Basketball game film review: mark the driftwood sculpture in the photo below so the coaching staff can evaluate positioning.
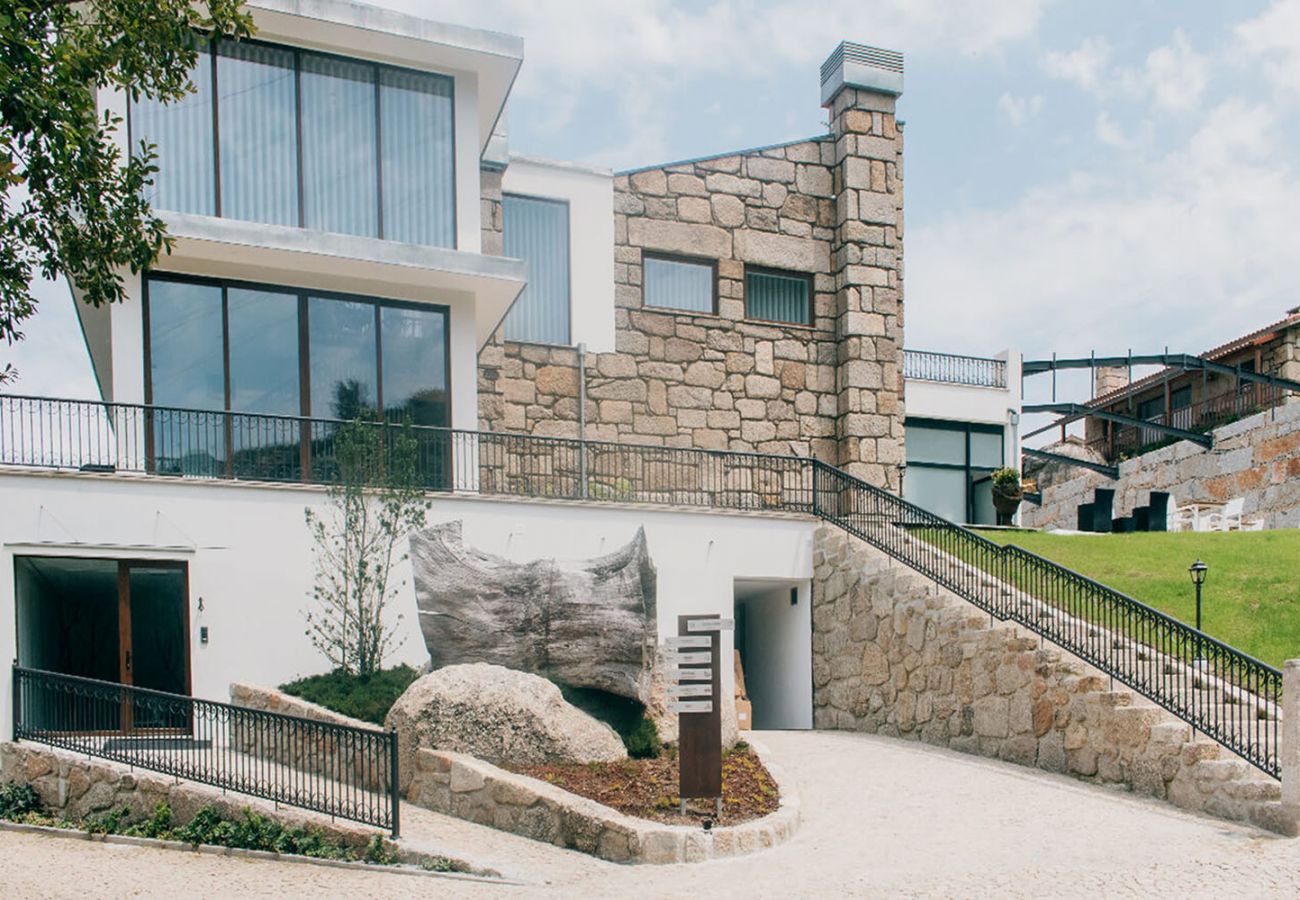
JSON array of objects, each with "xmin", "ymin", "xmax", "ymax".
[{"xmin": 410, "ymin": 521, "xmax": 657, "ymax": 702}]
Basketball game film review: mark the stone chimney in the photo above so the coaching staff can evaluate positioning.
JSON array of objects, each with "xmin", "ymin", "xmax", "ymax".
[
  {"xmin": 1093, "ymin": 365, "xmax": 1129, "ymax": 399},
  {"xmin": 822, "ymin": 42, "xmax": 905, "ymax": 490}
]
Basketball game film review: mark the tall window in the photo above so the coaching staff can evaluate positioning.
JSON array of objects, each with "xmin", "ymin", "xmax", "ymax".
[
  {"xmin": 502, "ymin": 194, "xmax": 570, "ymax": 344},
  {"xmin": 643, "ymin": 254, "xmax": 716, "ymax": 313},
  {"xmin": 131, "ymin": 40, "xmax": 455, "ymax": 247},
  {"xmin": 904, "ymin": 418, "xmax": 1005, "ymax": 525},
  {"xmin": 745, "ymin": 267, "xmax": 811, "ymax": 325}
]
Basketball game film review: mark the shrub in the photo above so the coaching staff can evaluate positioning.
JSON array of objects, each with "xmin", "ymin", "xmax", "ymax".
[
  {"xmin": 0, "ymin": 783, "xmax": 40, "ymax": 819},
  {"xmin": 280, "ymin": 664, "xmax": 420, "ymax": 726}
]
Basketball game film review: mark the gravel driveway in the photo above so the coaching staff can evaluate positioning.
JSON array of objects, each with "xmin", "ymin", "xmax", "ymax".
[{"xmin": 4, "ymin": 730, "xmax": 1299, "ymax": 898}]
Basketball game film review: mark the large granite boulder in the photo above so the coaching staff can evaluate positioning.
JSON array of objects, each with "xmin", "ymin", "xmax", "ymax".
[
  {"xmin": 410, "ymin": 521, "xmax": 657, "ymax": 702},
  {"xmin": 386, "ymin": 663, "xmax": 626, "ymax": 784}
]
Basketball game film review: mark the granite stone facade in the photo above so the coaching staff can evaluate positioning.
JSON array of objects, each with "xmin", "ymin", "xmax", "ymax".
[{"xmin": 477, "ymin": 82, "xmax": 905, "ymax": 489}]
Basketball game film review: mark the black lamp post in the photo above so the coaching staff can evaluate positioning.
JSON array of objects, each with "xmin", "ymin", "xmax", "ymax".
[{"xmin": 1188, "ymin": 559, "xmax": 1208, "ymax": 632}]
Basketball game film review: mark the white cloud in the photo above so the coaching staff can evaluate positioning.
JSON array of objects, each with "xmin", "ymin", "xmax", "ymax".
[
  {"xmin": 1041, "ymin": 36, "xmax": 1112, "ymax": 91},
  {"xmin": 1235, "ymin": 0, "xmax": 1300, "ymax": 96},
  {"xmin": 908, "ymin": 98, "xmax": 1300, "ymax": 362},
  {"xmin": 1141, "ymin": 29, "xmax": 1208, "ymax": 112},
  {"xmin": 1094, "ymin": 110, "xmax": 1127, "ymax": 147},
  {"xmin": 998, "ymin": 92, "xmax": 1043, "ymax": 126}
]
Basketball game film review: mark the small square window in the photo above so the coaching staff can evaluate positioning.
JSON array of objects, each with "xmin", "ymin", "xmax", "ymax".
[
  {"xmin": 745, "ymin": 267, "xmax": 812, "ymax": 325},
  {"xmin": 643, "ymin": 254, "xmax": 716, "ymax": 313}
]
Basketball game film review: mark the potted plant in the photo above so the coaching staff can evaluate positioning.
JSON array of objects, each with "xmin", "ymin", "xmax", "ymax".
[{"xmin": 990, "ymin": 467, "xmax": 1023, "ymax": 525}]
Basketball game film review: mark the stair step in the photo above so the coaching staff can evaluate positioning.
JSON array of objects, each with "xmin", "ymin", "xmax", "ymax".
[{"xmin": 1192, "ymin": 758, "xmax": 1248, "ymax": 781}]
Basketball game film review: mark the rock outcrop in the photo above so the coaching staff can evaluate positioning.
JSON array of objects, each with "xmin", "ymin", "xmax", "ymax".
[
  {"xmin": 386, "ymin": 663, "xmax": 626, "ymax": 784},
  {"xmin": 410, "ymin": 521, "xmax": 657, "ymax": 702}
]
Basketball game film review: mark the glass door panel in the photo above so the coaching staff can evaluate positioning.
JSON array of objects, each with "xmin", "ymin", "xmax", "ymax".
[{"xmin": 125, "ymin": 563, "xmax": 190, "ymax": 730}]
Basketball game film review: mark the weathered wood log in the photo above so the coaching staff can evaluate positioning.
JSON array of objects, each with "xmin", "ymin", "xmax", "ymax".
[{"xmin": 410, "ymin": 521, "xmax": 657, "ymax": 703}]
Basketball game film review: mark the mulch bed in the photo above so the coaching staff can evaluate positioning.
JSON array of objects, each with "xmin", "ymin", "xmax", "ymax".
[{"xmin": 506, "ymin": 743, "xmax": 779, "ymax": 826}]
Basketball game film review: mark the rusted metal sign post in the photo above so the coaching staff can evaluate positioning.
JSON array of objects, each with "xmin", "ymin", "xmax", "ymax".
[{"xmin": 665, "ymin": 613, "xmax": 733, "ymax": 816}]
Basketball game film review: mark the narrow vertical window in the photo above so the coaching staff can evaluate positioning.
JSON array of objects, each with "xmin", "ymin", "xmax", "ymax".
[
  {"xmin": 217, "ymin": 41, "xmax": 299, "ymax": 226},
  {"xmin": 300, "ymin": 54, "xmax": 378, "ymax": 237},
  {"xmin": 131, "ymin": 41, "xmax": 215, "ymax": 216},
  {"xmin": 380, "ymin": 68, "xmax": 455, "ymax": 247},
  {"xmin": 381, "ymin": 306, "xmax": 448, "ymax": 426},
  {"xmin": 502, "ymin": 194, "xmax": 570, "ymax": 344},
  {"xmin": 308, "ymin": 297, "xmax": 378, "ymax": 420}
]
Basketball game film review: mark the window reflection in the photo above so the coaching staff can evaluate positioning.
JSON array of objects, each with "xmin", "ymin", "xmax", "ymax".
[
  {"xmin": 147, "ymin": 280, "xmax": 225, "ymax": 475},
  {"xmin": 381, "ymin": 306, "xmax": 447, "ymax": 426},
  {"xmin": 229, "ymin": 288, "xmax": 301, "ymax": 478},
  {"xmin": 308, "ymin": 298, "xmax": 377, "ymax": 420}
]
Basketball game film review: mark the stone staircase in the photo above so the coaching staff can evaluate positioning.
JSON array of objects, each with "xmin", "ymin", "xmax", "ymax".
[{"xmin": 811, "ymin": 525, "xmax": 1291, "ymax": 833}]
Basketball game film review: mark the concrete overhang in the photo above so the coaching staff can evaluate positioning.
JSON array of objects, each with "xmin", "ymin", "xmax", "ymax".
[
  {"xmin": 249, "ymin": 0, "xmax": 523, "ymax": 154},
  {"xmin": 157, "ymin": 213, "xmax": 526, "ymax": 349}
]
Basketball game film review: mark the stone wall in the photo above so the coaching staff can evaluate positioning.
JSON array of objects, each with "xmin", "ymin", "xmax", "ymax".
[
  {"xmin": 478, "ymin": 84, "xmax": 905, "ymax": 489},
  {"xmin": 0, "ymin": 742, "xmax": 381, "ymax": 848},
  {"xmin": 810, "ymin": 525, "xmax": 1294, "ymax": 833},
  {"xmin": 1027, "ymin": 399, "xmax": 1300, "ymax": 530},
  {"xmin": 406, "ymin": 744, "xmax": 799, "ymax": 864}
]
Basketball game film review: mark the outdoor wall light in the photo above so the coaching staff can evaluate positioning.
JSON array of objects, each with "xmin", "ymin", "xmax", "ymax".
[{"xmin": 1188, "ymin": 559, "xmax": 1208, "ymax": 632}]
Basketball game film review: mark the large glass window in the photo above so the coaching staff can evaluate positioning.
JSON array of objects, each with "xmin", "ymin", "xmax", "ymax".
[
  {"xmin": 381, "ymin": 306, "xmax": 448, "ymax": 426},
  {"xmin": 130, "ymin": 40, "xmax": 455, "ymax": 246},
  {"xmin": 502, "ymin": 194, "xmax": 570, "ymax": 344},
  {"xmin": 904, "ymin": 418, "xmax": 1005, "ymax": 525},
  {"xmin": 746, "ymin": 267, "xmax": 811, "ymax": 325},
  {"xmin": 308, "ymin": 298, "xmax": 377, "ymax": 420},
  {"xmin": 644, "ymin": 254, "xmax": 715, "ymax": 313}
]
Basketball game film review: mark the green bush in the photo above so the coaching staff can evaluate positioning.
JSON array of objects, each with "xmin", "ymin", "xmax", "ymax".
[
  {"xmin": 0, "ymin": 783, "xmax": 40, "ymax": 819},
  {"xmin": 556, "ymin": 684, "xmax": 662, "ymax": 759},
  {"xmin": 280, "ymin": 664, "xmax": 420, "ymax": 725}
]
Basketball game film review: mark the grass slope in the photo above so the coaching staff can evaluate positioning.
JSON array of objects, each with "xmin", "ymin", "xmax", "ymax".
[{"xmin": 977, "ymin": 530, "xmax": 1300, "ymax": 667}]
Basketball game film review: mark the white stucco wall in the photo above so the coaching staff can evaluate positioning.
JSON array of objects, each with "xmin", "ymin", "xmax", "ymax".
[
  {"xmin": 0, "ymin": 470, "xmax": 816, "ymax": 737},
  {"xmin": 501, "ymin": 156, "xmax": 617, "ymax": 352}
]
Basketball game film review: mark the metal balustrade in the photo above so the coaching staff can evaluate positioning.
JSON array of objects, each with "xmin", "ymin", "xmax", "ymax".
[
  {"xmin": 0, "ymin": 392, "xmax": 1282, "ymax": 779},
  {"xmin": 903, "ymin": 350, "xmax": 1007, "ymax": 388},
  {"xmin": 12, "ymin": 666, "xmax": 400, "ymax": 834}
]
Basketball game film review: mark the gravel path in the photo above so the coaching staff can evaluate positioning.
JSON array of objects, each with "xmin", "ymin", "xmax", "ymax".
[{"xmin": 4, "ymin": 730, "xmax": 1300, "ymax": 898}]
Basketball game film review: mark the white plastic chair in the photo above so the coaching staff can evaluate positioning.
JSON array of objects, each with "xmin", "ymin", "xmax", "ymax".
[{"xmin": 1203, "ymin": 497, "xmax": 1263, "ymax": 531}]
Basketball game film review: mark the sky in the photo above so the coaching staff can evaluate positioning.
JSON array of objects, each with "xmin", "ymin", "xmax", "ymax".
[{"xmin": 8, "ymin": 0, "xmax": 1300, "ymax": 418}]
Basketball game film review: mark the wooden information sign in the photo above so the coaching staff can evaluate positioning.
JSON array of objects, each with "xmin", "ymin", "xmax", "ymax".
[{"xmin": 675, "ymin": 613, "xmax": 728, "ymax": 809}]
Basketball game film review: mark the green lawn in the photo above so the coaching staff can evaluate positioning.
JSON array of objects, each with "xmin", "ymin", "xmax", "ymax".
[{"xmin": 974, "ymin": 529, "xmax": 1300, "ymax": 668}]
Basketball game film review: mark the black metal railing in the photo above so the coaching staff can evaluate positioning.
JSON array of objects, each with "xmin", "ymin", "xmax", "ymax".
[
  {"xmin": 903, "ymin": 350, "xmax": 1007, "ymax": 388},
  {"xmin": 1088, "ymin": 385, "xmax": 1287, "ymax": 461},
  {"xmin": 810, "ymin": 461, "xmax": 1282, "ymax": 778},
  {"xmin": 1, "ymin": 393, "xmax": 1283, "ymax": 778},
  {"xmin": 0, "ymin": 394, "xmax": 814, "ymax": 513},
  {"xmin": 12, "ymin": 666, "xmax": 399, "ymax": 834}
]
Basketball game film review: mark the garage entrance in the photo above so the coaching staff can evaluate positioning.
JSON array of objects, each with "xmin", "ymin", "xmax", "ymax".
[{"xmin": 733, "ymin": 579, "xmax": 812, "ymax": 730}]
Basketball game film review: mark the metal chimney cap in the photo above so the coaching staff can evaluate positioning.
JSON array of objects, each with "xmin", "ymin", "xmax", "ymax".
[{"xmin": 821, "ymin": 41, "xmax": 904, "ymax": 105}]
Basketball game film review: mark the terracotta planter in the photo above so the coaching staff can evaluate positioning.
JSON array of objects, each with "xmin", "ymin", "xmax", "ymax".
[{"xmin": 992, "ymin": 486, "xmax": 1022, "ymax": 523}]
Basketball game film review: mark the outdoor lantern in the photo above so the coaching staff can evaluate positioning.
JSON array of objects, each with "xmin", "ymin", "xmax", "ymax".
[{"xmin": 1188, "ymin": 559, "xmax": 1208, "ymax": 632}]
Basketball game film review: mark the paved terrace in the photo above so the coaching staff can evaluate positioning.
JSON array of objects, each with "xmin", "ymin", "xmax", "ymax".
[{"xmin": 4, "ymin": 730, "xmax": 1298, "ymax": 898}]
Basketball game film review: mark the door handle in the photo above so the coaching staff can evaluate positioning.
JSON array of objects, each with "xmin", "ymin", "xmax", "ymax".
[{"xmin": 125, "ymin": 650, "xmax": 132, "ymax": 673}]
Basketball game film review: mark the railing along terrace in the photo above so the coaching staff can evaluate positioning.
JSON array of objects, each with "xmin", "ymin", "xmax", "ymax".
[
  {"xmin": 12, "ymin": 666, "xmax": 400, "ymax": 834},
  {"xmin": 1089, "ymin": 384, "xmax": 1287, "ymax": 461},
  {"xmin": 810, "ymin": 461, "xmax": 1282, "ymax": 778},
  {"xmin": 0, "ymin": 394, "xmax": 815, "ymax": 513},
  {"xmin": 903, "ymin": 350, "xmax": 1007, "ymax": 388}
]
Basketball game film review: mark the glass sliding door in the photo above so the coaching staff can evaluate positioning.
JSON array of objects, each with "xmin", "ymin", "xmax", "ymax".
[
  {"xmin": 217, "ymin": 41, "xmax": 299, "ymax": 226},
  {"xmin": 146, "ymin": 279, "xmax": 226, "ymax": 476},
  {"xmin": 380, "ymin": 68, "xmax": 455, "ymax": 247},
  {"xmin": 301, "ymin": 55, "xmax": 378, "ymax": 237},
  {"xmin": 227, "ymin": 287, "xmax": 302, "ymax": 479},
  {"xmin": 904, "ymin": 418, "xmax": 1005, "ymax": 525},
  {"xmin": 381, "ymin": 305, "xmax": 450, "ymax": 487}
]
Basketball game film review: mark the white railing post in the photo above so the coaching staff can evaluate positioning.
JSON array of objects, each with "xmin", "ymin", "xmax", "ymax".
[{"xmin": 1283, "ymin": 660, "xmax": 1300, "ymax": 836}]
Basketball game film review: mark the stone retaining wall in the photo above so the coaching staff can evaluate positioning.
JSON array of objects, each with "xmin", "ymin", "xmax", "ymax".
[
  {"xmin": 1025, "ymin": 400, "xmax": 1300, "ymax": 530},
  {"xmin": 405, "ymin": 743, "xmax": 799, "ymax": 864},
  {"xmin": 0, "ymin": 742, "xmax": 380, "ymax": 849},
  {"xmin": 229, "ymin": 683, "xmax": 389, "ymax": 791},
  {"xmin": 811, "ymin": 525, "xmax": 1295, "ymax": 833}
]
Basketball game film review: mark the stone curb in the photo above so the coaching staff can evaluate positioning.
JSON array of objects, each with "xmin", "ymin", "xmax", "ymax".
[
  {"xmin": 406, "ymin": 734, "xmax": 801, "ymax": 865},
  {"xmin": 0, "ymin": 820, "xmax": 518, "ymax": 885}
]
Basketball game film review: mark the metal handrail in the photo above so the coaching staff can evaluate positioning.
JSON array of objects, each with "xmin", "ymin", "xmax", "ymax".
[
  {"xmin": 12, "ymin": 665, "xmax": 400, "ymax": 835},
  {"xmin": 810, "ymin": 461, "xmax": 1282, "ymax": 778},
  {"xmin": 903, "ymin": 350, "xmax": 1007, "ymax": 388}
]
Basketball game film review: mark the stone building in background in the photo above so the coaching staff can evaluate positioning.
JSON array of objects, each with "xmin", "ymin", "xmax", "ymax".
[{"xmin": 478, "ymin": 43, "xmax": 907, "ymax": 489}]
